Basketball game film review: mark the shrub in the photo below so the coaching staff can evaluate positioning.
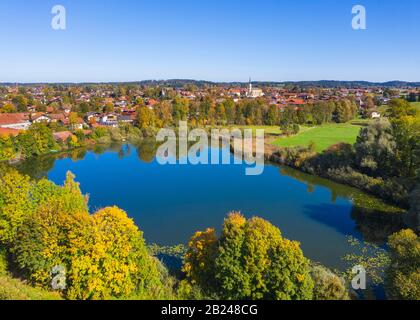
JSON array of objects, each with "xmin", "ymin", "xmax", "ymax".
[{"xmin": 310, "ymin": 263, "xmax": 350, "ymax": 300}]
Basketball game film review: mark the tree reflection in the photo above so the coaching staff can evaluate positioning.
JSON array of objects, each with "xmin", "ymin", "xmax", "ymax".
[
  {"xmin": 279, "ymin": 164, "xmax": 407, "ymax": 245},
  {"xmin": 351, "ymin": 206, "xmax": 405, "ymax": 245},
  {"xmin": 135, "ymin": 140, "xmax": 159, "ymax": 163}
]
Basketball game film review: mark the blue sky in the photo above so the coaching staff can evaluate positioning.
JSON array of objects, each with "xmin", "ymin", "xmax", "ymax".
[{"xmin": 0, "ymin": 0, "xmax": 419, "ymax": 83}]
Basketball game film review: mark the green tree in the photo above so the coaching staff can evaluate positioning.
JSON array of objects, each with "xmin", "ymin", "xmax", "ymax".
[
  {"xmin": 280, "ymin": 106, "xmax": 298, "ymax": 136},
  {"xmin": 0, "ymin": 135, "xmax": 15, "ymax": 161},
  {"xmin": 386, "ymin": 229, "xmax": 420, "ymax": 300},
  {"xmin": 0, "ymin": 170, "xmax": 33, "ymax": 245},
  {"xmin": 216, "ymin": 103, "xmax": 227, "ymax": 125},
  {"xmin": 386, "ymin": 99, "xmax": 417, "ymax": 119},
  {"xmin": 334, "ymin": 99, "xmax": 356, "ymax": 123},
  {"xmin": 172, "ymin": 97, "xmax": 190, "ymax": 122},
  {"xmin": 183, "ymin": 213, "xmax": 314, "ymax": 300},
  {"xmin": 390, "ymin": 116, "xmax": 420, "ymax": 178},
  {"xmin": 17, "ymin": 123, "xmax": 58, "ymax": 158},
  {"xmin": 266, "ymin": 105, "xmax": 280, "ymax": 126},
  {"xmin": 407, "ymin": 185, "xmax": 420, "ymax": 232},
  {"xmin": 12, "ymin": 95, "xmax": 28, "ymax": 112},
  {"xmin": 0, "ymin": 103, "xmax": 16, "ymax": 113},
  {"xmin": 223, "ymin": 99, "xmax": 236, "ymax": 125},
  {"xmin": 136, "ymin": 106, "xmax": 156, "ymax": 130},
  {"xmin": 354, "ymin": 118, "xmax": 396, "ymax": 177},
  {"xmin": 155, "ymin": 100, "xmax": 173, "ymax": 127}
]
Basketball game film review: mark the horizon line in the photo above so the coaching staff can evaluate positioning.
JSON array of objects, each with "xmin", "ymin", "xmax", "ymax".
[{"xmin": 1, "ymin": 79, "xmax": 420, "ymax": 85}]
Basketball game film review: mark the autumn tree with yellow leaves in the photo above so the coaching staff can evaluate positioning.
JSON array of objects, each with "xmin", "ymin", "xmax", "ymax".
[{"xmin": 1, "ymin": 169, "xmax": 163, "ymax": 300}]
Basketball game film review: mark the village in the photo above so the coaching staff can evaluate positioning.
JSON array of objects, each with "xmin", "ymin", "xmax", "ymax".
[{"xmin": 1, "ymin": 81, "xmax": 418, "ymax": 144}]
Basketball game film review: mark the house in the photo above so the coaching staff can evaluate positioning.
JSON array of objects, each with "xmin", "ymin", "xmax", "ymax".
[
  {"xmin": 99, "ymin": 113, "xmax": 119, "ymax": 127},
  {"xmin": 286, "ymin": 98, "xmax": 305, "ymax": 106},
  {"xmin": 229, "ymin": 88, "xmax": 242, "ymax": 97},
  {"xmin": 298, "ymin": 93, "xmax": 315, "ymax": 100},
  {"xmin": 49, "ymin": 113, "xmax": 67, "ymax": 124},
  {"xmin": 53, "ymin": 131, "xmax": 74, "ymax": 143},
  {"xmin": 0, "ymin": 113, "xmax": 31, "ymax": 130},
  {"xmin": 85, "ymin": 112, "xmax": 101, "ymax": 124},
  {"xmin": 370, "ymin": 111, "xmax": 381, "ymax": 119},
  {"xmin": 146, "ymin": 99, "xmax": 158, "ymax": 107},
  {"xmin": 31, "ymin": 113, "xmax": 51, "ymax": 123},
  {"xmin": 283, "ymin": 93, "xmax": 298, "ymax": 99}
]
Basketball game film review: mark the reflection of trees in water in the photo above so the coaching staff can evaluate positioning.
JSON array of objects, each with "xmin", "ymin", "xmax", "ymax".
[
  {"xmin": 278, "ymin": 165, "xmax": 407, "ymax": 245},
  {"xmin": 69, "ymin": 149, "xmax": 87, "ymax": 161},
  {"xmin": 351, "ymin": 207, "xmax": 405, "ymax": 245},
  {"xmin": 135, "ymin": 140, "xmax": 159, "ymax": 163},
  {"xmin": 118, "ymin": 145, "xmax": 132, "ymax": 159},
  {"xmin": 279, "ymin": 166, "xmax": 355, "ymax": 201},
  {"xmin": 14, "ymin": 155, "xmax": 56, "ymax": 179},
  {"xmin": 92, "ymin": 144, "xmax": 108, "ymax": 155},
  {"xmin": 14, "ymin": 148, "xmax": 89, "ymax": 179},
  {"xmin": 134, "ymin": 139, "xmax": 201, "ymax": 163}
]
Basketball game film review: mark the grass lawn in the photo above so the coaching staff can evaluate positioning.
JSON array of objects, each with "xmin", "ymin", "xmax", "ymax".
[
  {"xmin": 410, "ymin": 102, "xmax": 420, "ymax": 110},
  {"xmin": 272, "ymin": 123, "xmax": 363, "ymax": 152}
]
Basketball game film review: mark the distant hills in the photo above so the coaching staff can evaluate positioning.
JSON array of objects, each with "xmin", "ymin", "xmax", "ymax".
[
  {"xmin": 132, "ymin": 79, "xmax": 420, "ymax": 88},
  {"xmin": 2, "ymin": 79, "xmax": 420, "ymax": 88}
]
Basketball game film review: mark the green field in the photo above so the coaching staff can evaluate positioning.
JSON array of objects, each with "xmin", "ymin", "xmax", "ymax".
[
  {"xmin": 411, "ymin": 102, "xmax": 420, "ymax": 110},
  {"xmin": 272, "ymin": 123, "xmax": 363, "ymax": 152}
]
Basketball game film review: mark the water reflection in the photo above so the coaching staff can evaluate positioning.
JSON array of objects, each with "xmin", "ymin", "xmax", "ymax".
[{"xmin": 279, "ymin": 166, "xmax": 406, "ymax": 245}]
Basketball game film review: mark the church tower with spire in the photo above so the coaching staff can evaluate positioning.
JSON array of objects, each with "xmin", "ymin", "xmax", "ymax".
[{"xmin": 247, "ymin": 77, "xmax": 264, "ymax": 98}]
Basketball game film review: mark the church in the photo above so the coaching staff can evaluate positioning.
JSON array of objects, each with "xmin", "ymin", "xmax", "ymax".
[{"xmin": 246, "ymin": 78, "xmax": 264, "ymax": 98}]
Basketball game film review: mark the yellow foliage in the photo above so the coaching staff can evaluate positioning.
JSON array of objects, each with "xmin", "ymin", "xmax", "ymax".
[{"xmin": 183, "ymin": 228, "xmax": 218, "ymax": 286}]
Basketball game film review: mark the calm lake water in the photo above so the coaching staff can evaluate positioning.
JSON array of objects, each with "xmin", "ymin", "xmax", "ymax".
[{"xmin": 16, "ymin": 142, "xmax": 405, "ymax": 271}]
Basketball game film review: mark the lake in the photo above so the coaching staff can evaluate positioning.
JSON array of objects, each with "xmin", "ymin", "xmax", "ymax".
[{"xmin": 16, "ymin": 142, "xmax": 405, "ymax": 271}]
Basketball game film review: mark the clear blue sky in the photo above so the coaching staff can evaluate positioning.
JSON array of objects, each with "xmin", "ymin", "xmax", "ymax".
[{"xmin": 0, "ymin": 0, "xmax": 419, "ymax": 83}]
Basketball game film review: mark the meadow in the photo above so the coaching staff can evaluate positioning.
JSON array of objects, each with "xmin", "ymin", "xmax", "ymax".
[
  {"xmin": 272, "ymin": 123, "xmax": 363, "ymax": 152},
  {"xmin": 410, "ymin": 101, "xmax": 420, "ymax": 111}
]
